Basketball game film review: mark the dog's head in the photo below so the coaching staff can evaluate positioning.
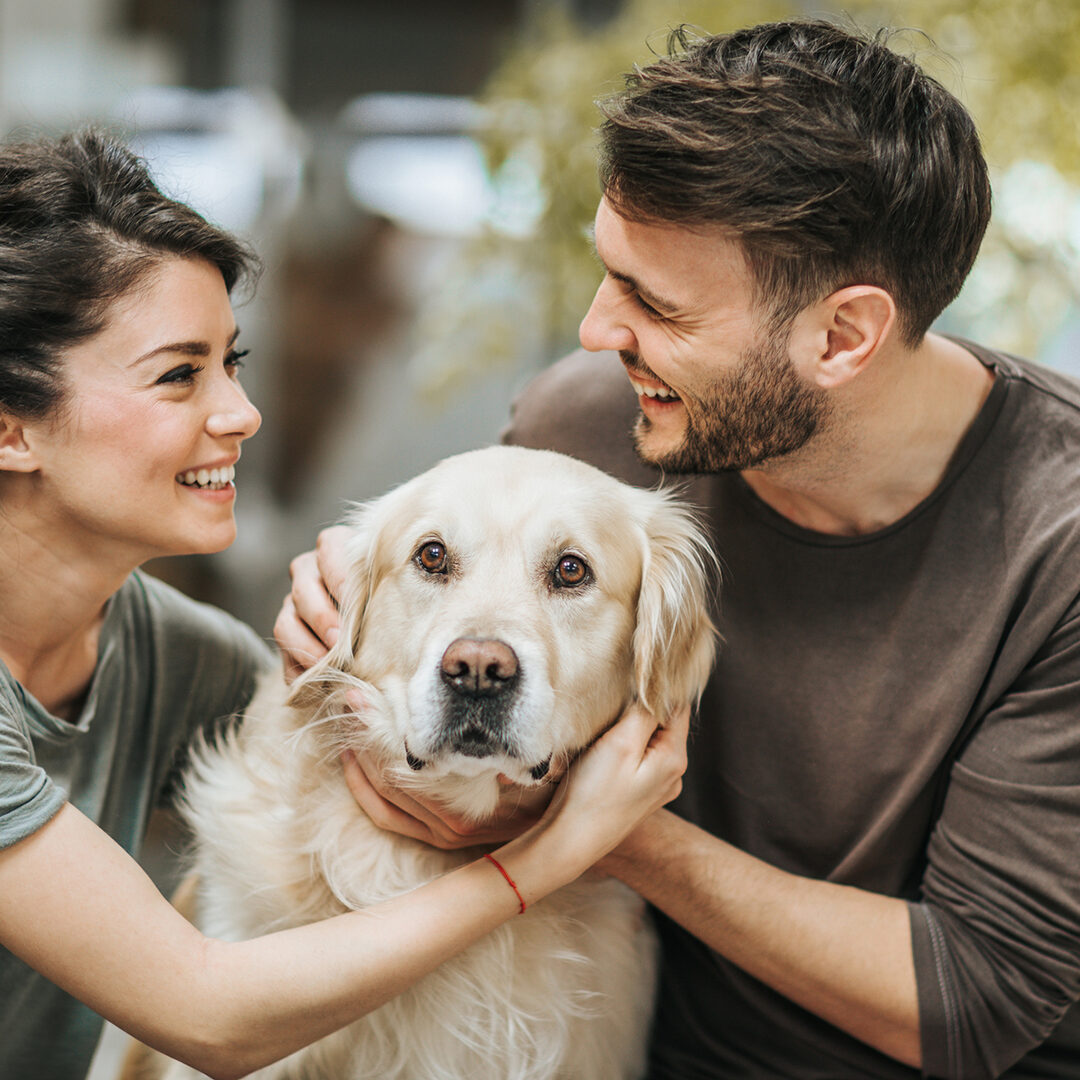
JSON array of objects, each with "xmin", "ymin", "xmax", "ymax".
[{"xmin": 292, "ymin": 446, "xmax": 716, "ymax": 817}]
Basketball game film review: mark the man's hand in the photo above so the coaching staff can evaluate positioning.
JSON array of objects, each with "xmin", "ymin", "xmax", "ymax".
[
  {"xmin": 274, "ymin": 525, "xmax": 351, "ymax": 681},
  {"xmin": 340, "ymin": 689, "xmax": 559, "ymax": 850}
]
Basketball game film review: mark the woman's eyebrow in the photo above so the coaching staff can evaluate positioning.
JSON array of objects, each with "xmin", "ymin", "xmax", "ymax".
[{"xmin": 130, "ymin": 327, "xmax": 241, "ymax": 367}]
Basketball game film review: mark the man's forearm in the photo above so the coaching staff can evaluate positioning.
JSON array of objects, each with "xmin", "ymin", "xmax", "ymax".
[{"xmin": 603, "ymin": 810, "xmax": 921, "ymax": 1068}]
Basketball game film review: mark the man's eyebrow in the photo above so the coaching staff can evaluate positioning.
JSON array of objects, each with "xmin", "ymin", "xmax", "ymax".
[
  {"xmin": 585, "ymin": 227, "xmax": 682, "ymax": 314},
  {"xmin": 606, "ymin": 268, "xmax": 681, "ymax": 314},
  {"xmin": 131, "ymin": 327, "xmax": 241, "ymax": 367}
]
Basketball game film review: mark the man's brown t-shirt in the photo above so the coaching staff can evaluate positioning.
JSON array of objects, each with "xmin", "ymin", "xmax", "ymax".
[{"xmin": 504, "ymin": 342, "xmax": 1080, "ymax": 1079}]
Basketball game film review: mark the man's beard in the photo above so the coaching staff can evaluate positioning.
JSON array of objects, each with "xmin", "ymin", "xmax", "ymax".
[{"xmin": 627, "ymin": 335, "xmax": 831, "ymax": 474}]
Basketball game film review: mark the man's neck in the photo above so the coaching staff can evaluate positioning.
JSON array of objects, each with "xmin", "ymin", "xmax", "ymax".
[{"xmin": 740, "ymin": 334, "xmax": 995, "ymax": 537}]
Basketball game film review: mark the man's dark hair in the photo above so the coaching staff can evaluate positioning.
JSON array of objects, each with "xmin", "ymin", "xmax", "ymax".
[
  {"xmin": 598, "ymin": 21, "xmax": 991, "ymax": 345},
  {"xmin": 0, "ymin": 129, "xmax": 259, "ymax": 418}
]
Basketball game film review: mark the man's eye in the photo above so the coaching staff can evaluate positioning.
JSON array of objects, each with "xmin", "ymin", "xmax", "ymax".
[
  {"xmin": 416, "ymin": 541, "xmax": 449, "ymax": 574},
  {"xmin": 634, "ymin": 293, "xmax": 666, "ymax": 320},
  {"xmin": 553, "ymin": 554, "xmax": 590, "ymax": 588},
  {"xmin": 156, "ymin": 364, "xmax": 204, "ymax": 386}
]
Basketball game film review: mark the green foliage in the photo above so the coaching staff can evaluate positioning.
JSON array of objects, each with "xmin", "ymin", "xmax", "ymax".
[
  {"xmin": 478, "ymin": 0, "xmax": 793, "ymax": 355},
  {"xmin": 866, "ymin": 0, "xmax": 1080, "ymax": 181}
]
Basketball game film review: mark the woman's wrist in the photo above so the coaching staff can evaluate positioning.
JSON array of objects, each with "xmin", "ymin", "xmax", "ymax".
[{"xmin": 488, "ymin": 809, "xmax": 604, "ymax": 909}]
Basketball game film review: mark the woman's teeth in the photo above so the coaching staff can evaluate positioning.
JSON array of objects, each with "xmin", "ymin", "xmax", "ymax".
[
  {"xmin": 176, "ymin": 465, "xmax": 236, "ymax": 490},
  {"xmin": 629, "ymin": 378, "xmax": 680, "ymax": 400}
]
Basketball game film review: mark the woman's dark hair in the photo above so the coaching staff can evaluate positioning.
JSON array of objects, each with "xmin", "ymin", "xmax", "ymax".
[
  {"xmin": 598, "ymin": 21, "xmax": 992, "ymax": 345},
  {"xmin": 0, "ymin": 128, "xmax": 260, "ymax": 418}
]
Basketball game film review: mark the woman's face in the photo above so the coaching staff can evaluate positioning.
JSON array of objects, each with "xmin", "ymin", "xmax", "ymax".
[{"xmin": 26, "ymin": 257, "xmax": 261, "ymax": 564}]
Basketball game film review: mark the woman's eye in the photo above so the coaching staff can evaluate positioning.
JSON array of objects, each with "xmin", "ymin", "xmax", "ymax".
[
  {"xmin": 225, "ymin": 348, "xmax": 250, "ymax": 371},
  {"xmin": 156, "ymin": 363, "xmax": 204, "ymax": 386},
  {"xmin": 553, "ymin": 554, "xmax": 590, "ymax": 588},
  {"xmin": 416, "ymin": 541, "xmax": 448, "ymax": 574}
]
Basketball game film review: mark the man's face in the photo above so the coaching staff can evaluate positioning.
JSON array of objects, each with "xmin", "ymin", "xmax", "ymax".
[{"xmin": 579, "ymin": 197, "xmax": 830, "ymax": 473}]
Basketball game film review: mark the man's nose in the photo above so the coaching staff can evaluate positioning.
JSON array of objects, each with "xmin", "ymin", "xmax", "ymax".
[{"xmin": 579, "ymin": 276, "xmax": 635, "ymax": 353}]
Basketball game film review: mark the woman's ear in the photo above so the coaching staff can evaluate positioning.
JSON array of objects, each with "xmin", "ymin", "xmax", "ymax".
[{"xmin": 0, "ymin": 413, "xmax": 40, "ymax": 473}]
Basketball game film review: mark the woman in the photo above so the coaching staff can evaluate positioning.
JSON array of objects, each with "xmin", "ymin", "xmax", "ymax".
[{"xmin": 0, "ymin": 131, "xmax": 687, "ymax": 1080}]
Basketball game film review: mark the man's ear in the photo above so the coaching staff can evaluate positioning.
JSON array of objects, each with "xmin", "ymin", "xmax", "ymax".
[
  {"xmin": 0, "ymin": 413, "xmax": 40, "ymax": 473},
  {"xmin": 797, "ymin": 286, "xmax": 896, "ymax": 390}
]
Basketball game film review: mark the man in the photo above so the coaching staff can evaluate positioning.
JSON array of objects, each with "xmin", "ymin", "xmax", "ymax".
[{"xmin": 280, "ymin": 20, "xmax": 1080, "ymax": 1077}]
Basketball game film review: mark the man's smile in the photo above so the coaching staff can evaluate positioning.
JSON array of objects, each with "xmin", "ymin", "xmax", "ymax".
[{"xmin": 626, "ymin": 374, "xmax": 681, "ymax": 402}]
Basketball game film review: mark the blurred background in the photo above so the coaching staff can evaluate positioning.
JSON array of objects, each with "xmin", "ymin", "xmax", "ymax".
[
  {"xmin": 3, "ymin": 1, "xmax": 1073, "ymax": 1074},
  {"xmin": 2, "ymin": 0, "xmax": 1077, "ymax": 639}
]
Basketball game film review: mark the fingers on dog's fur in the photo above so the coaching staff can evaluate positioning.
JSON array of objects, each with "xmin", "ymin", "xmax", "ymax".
[
  {"xmin": 632, "ymin": 493, "xmax": 718, "ymax": 719},
  {"xmin": 286, "ymin": 501, "xmax": 381, "ymax": 714}
]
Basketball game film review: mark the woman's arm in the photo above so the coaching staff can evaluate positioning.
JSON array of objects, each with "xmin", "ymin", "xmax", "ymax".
[{"xmin": 0, "ymin": 704, "xmax": 684, "ymax": 1080}]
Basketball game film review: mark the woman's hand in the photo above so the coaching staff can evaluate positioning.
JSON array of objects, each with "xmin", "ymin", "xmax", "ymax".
[
  {"xmin": 538, "ymin": 702, "xmax": 689, "ymax": 865},
  {"xmin": 342, "ymin": 746, "xmax": 556, "ymax": 850},
  {"xmin": 488, "ymin": 702, "xmax": 690, "ymax": 904},
  {"xmin": 340, "ymin": 691, "xmax": 688, "ymax": 861},
  {"xmin": 274, "ymin": 525, "xmax": 351, "ymax": 681}
]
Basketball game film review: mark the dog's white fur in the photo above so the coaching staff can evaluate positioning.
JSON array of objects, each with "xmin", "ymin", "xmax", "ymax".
[{"xmin": 166, "ymin": 446, "xmax": 716, "ymax": 1080}]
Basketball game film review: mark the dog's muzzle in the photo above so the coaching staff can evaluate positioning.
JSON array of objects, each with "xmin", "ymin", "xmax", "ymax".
[{"xmin": 435, "ymin": 637, "xmax": 521, "ymax": 758}]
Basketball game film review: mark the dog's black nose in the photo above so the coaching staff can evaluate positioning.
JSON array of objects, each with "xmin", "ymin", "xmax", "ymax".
[{"xmin": 440, "ymin": 638, "xmax": 519, "ymax": 698}]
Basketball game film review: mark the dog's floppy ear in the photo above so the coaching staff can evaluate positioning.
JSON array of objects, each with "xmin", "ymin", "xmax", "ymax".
[
  {"xmin": 286, "ymin": 500, "xmax": 383, "ymax": 714},
  {"xmin": 632, "ymin": 492, "xmax": 718, "ymax": 719}
]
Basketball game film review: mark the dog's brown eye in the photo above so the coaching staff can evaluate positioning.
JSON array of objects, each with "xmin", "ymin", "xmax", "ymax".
[
  {"xmin": 417, "ymin": 541, "xmax": 448, "ymax": 574},
  {"xmin": 554, "ymin": 554, "xmax": 589, "ymax": 588}
]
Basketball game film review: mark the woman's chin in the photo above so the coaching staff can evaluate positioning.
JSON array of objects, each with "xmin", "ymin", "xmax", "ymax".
[
  {"xmin": 199, "ymin": 524, "xmax": 238, "ymax": 555},
  {"xmin": 162, "ymin": 521, "xmax": 238, "ymax": 560}
]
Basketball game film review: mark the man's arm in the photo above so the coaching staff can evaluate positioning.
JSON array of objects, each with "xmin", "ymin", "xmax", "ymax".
[{"xmin": 603, "ymin": 809, "xmax": 921, "ymax": 1067}]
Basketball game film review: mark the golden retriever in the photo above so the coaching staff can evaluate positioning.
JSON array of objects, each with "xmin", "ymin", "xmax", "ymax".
[{"xmin": 162, "ymin": 445, "xmax": 716, "ymax": 1080}]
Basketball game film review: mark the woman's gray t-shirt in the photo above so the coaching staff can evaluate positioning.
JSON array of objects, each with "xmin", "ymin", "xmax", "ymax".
[{"xmin": 0, "ymin": 569, "xmax": 274, "ymax": 1079}]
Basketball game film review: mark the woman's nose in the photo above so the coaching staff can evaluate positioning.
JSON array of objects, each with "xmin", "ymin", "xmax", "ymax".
[{"xmin": 207, "ymin": 378, "xmax": 262, "ymax": 440}]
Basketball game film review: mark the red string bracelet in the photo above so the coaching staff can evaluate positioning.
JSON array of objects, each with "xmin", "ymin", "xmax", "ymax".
[{"xmin": 484, "ymin": 853, "xmax": 526, "ymax": 914}]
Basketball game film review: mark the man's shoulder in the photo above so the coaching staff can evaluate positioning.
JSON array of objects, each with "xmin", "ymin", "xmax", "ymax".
[
  {"xmin": 969, "ymin": 339, "xmax": 1080, "ymax": 416},
  {"xmin": 501, "ymin": 348, "xmax": 660, "ymax": 487}
]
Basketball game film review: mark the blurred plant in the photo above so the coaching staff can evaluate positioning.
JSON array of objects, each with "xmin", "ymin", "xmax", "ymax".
[
  {"xmin": 409, "ymin": 0, "xmax": 1080, "ymax": 399},
  {"xmin": 409, "ymin": 0, "xmax": 791, "ymax": 402},
  {"xmin": 873, "ymin": 0, "xmax": 1080, "ymax": 358}
]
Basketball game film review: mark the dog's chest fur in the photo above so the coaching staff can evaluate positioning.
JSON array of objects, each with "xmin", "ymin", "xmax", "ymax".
[{"xmin": 167, "ymin": 679, "xmax": 658, "ymax": 1080}]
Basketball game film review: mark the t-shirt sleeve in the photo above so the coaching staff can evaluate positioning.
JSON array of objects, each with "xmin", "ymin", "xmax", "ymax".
[
  {"xmin": 0, "ymin": 688, "xmax": 65, "ymax": 850},
  {"xmin": 132, "ymin": 572, "xmax": 277, "ymax": 799},
  {"xmin": 910, "ymin": 604, "xmax": 1080, "ymax": 1078}
]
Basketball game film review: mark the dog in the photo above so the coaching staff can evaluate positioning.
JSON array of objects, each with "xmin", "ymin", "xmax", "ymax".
[{"xmin": 163, "ymin": 445, "xmax": 716, "ymax": 1080}]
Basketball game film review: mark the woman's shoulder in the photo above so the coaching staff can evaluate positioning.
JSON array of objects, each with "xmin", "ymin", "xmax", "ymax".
[
  {"xmin": 0, "ymin": 672, "xmax": 66, "ymax": 850},
  {"xmin": 115, "ymin": 570, "xmax": 276, "ymax": 677}
]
